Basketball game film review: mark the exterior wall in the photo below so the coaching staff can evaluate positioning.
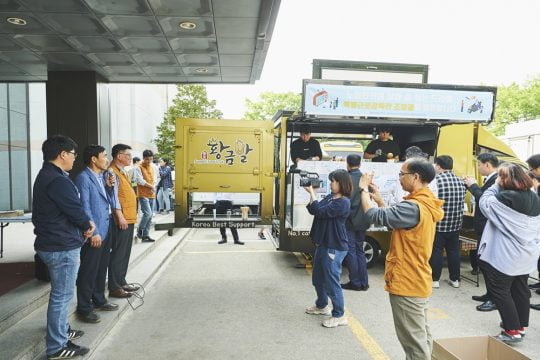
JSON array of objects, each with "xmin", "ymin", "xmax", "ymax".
[
  {"xmin": 29, "ymin": 83, "xmax": 48, "ymax": 196},
  {"xmin": 1, "ymin": 83, "xmax": 171, "ymax": 211},
  {"xmin": 110, "ymin": 84, "xmax": 171, "ymax": 158}
]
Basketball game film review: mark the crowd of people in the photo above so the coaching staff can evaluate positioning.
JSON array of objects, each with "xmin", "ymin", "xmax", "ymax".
[
  {"xmin": 31, "ymin": 129, "xmax": 540, "ymax": 359},
  {"xmin": 301, "ymin": 143, "xmax": 540, "ymax": 358},
  {"xmin": 32, "ymin": 135, "xmax": 173, "ymax": 359}
]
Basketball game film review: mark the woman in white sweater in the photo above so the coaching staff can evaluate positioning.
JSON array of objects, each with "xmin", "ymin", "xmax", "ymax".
[{"xmin": 478, "ymin": 162, "xmax": 540, "ymax": 344}]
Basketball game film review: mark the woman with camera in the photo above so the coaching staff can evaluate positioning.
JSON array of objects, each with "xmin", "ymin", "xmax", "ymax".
[
  {"xmin": 477, "ymin": 162, "xmax": 540, "ymax": 344},
  {"xmin": 304, "ymin": 169, "xmax": 352, "ymax": 328}
]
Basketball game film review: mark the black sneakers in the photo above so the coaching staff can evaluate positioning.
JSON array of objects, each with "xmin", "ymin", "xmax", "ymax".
[
  {"xmin": 141, "ymin": 236, "xmax": 155, "ymax": 242},
  {"xmin": 47, "ymin": 341, "xmax": 89, "ymax": 359},
  {"xmin": 67, "ymin": 328, "xmax": 84, "ymax": 341}
]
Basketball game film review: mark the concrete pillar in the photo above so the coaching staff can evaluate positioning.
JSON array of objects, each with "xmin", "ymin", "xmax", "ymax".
[{"xmin": 46, "ymin": 71, "xmax": 111, "ymax": 175}]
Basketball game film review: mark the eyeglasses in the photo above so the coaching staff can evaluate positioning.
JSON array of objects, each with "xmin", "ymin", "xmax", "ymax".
[
  {"xmin": 119, "ymin": 152, "xmax": 133, "ymax": 158},
  {"xmin": 398, "ymin": 171, "xmax": 414, "ymax": 177},
  {"xmin": 67, "ymin": 151, "xmax": 78, "ymax": 158}
]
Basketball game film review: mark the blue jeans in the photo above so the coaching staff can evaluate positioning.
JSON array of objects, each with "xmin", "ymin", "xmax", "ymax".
[
  {"xmin": 312, "ymin": 245, "xmax": 347, "ymax": 317},
  {"xmin": 36, "ymin": 248, "xmax": 80, "ymax": 355},
  {"xmin": 138, "ymin": 197, "xmax": 154, "ymax": 237},
  {"xmin": 157, "ymin": 187, "xmax": 171, "ymax": 211},
  {"xmin": 343, "ymin": 230, "xmax": 369, "ymax": 287}
]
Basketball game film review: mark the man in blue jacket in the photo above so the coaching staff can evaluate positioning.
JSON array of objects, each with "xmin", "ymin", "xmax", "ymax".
[
  {"xmin": 33, "ymin": 135, "xmax": 95, "ymax": 359},
  {"xmin": 74, "ymin": 145, "xmax": 118, "ymax": 324}
]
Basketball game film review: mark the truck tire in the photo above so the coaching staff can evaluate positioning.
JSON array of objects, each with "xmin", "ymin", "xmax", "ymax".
[{"xmin": 364, "ymin": 236, "xmax": 381, "ymax": 268}]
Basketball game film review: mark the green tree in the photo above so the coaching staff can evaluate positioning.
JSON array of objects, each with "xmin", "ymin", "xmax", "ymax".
[
  {"xmin": 154, "ymin": 84, "xmax": 222, "ymax": 165},
  {"xmin": 243, "ymin": 91, "xmax": 301, "ymax": 120},
  {"xmin": 490, "ymin": 76, "xmax": 540, "ymax": 135}
]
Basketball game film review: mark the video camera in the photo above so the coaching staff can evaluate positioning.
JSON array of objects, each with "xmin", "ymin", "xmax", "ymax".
[
  {"xmin": 299, "ymin": 171, "xmax": 322, "ymax": 188},
  {"xmin": 289, "ymin": 167, "xmax": 322, "ymax": 188}
]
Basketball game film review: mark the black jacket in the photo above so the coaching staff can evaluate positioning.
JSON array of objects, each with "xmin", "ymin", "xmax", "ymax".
[
  {"xmin": 468, "ymin": 173, "xmax": 497, "ymax": 235},
  {"xmin": 496, "ymin": 189, "xmax": 540, "ymax": 216},
  {"xmin": 33, "ymin": 162, "xmax": 91, "ymax": 252},
  {"xmin": 346, "ymin": 168, "xmax": 370, "ymax": 232}
]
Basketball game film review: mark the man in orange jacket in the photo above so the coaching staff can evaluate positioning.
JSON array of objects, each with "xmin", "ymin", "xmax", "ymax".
[
  {"xmin": 108, "ymin": 144, "xmax": 140, "ymax": 299},
  {"xmin": 135, "ymin": 150, "xmax": 157, "ymax": 242},
  {"xmin": 360, "ymin": 158, "xmax": 444, "ymax": 360}
]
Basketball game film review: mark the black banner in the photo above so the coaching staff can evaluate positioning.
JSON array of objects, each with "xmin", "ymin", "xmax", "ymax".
[{"xmin": 191, "ymin": 220, "xmax": 256, "ymax": 229}]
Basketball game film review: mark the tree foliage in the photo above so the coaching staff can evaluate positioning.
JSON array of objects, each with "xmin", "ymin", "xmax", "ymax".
[
  {"xmin": 490, "ymin": 76, "xmax": 540, "ymax": 135},
  {"xmin": 243, "ymin": 91, "xmax": 302, "ymax": 120},
  {"xmin": 154, "ymin": 84, "xmax": 222, "ymax": 165}
]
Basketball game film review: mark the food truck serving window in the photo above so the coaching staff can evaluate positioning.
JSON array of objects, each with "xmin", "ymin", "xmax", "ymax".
[{"xmin": 303, "ymin": 79, "xmax": 496, "ymax": 123}]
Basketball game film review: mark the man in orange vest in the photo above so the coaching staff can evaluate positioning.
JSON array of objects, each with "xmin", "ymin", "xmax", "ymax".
[
  {"xmin": 135, "ymin": 149, "xmax": 156, "ymax": 242},
  {"xmin": 108, "ymin": 144, "xmax": 139, "ymax": 299},
  {"xmin": 360, "ymin": 158, "xmax": 444, "ymax": 360}
]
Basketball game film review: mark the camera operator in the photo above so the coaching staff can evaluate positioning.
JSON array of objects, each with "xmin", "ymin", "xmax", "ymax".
[
  {"xmin": 304, "ymin": 169, "xmax": 352, "ymax": 328},
  {"xmin": 290, "ymin": 124, "xmax": 322, "ymax": 165},
  {"xmin": 360, "ymin": 158, "xmax": 444, "ymax": 360}
]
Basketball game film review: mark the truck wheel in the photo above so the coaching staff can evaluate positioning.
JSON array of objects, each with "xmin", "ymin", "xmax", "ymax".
[{"xmin": 364, "ymin": 236, "xmax": 381, "ymax": 268}]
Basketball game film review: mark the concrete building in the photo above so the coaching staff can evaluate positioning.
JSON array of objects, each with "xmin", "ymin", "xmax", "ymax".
[{"xmin": 0, "ymin": 0, "xmax": 281, "ymax": 212}]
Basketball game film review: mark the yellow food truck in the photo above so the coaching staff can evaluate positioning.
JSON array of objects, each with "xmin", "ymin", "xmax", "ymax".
[{"xmin": 168, "ymin": 61, "xmax": 521, "ymax": 267}]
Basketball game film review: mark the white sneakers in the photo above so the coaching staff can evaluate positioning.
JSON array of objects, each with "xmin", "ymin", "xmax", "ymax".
[
  {"xmin": 433, "ymin": 280, "xmax": 460, "ymax": 288},
  {"xmin": 305, "ymin": 305, "xmax": 348, "ymax": 328},
  {"xmin": 305, "ymin": 305, "xmax": 331, "ymax": 315},
  {"xmin": 322, "ymin": 316, "xmax": 348, "ymax": 328}
]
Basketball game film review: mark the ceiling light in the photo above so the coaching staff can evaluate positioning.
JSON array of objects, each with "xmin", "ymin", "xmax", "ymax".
[
  {"xmin": 7, "ymin": 17, "xmax": 27, "ymax": 26},
  {"xmin": 195, "ymin": 68, "xmax": 208, "ymax": 73},
  {"xmin": 179, "ymin": 21, "xmax": 196, "ymax": 30}
]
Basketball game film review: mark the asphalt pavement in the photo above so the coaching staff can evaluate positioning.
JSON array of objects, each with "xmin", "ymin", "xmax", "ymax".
[{"xmin": 89, "ymin": 228, "xmax": 540, "ymax": 360}]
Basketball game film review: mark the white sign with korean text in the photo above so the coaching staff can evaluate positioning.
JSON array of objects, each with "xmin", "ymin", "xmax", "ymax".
[{"xmin": 304, "ymin": 83, "xmax": 494, "ymax": 122}]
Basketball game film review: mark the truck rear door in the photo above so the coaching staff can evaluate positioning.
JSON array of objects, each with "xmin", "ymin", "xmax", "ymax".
[{"xmin": 175, "ymin": 118, "xmax": 275, "ymax": 227}]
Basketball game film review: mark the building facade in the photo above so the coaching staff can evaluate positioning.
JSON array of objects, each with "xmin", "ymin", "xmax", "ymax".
[{"xmin": 0, "ymin": 83, "xmax": 172, "ymax": 212}]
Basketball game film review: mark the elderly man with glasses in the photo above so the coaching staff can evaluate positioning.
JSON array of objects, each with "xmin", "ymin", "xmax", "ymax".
[
  {"xmin": 107, "ymin": 144, "xmax": 140, "ymax": 299},
  {"xmin": 360, "ymin": 158, "xmax": 444, "ymax": 360}
]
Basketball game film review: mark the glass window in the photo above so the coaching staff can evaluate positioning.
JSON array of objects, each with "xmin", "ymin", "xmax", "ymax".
[
  {"xmin": 9, "ymin": 109, "xmax": 29, "ymax": 210},
  {"xmin": 0, "ymin": 84, "xmax": 9, "ymax": 210},
  {"xmin": 0, "ymin": 83, "xmax": 31, "ymax": 211}
]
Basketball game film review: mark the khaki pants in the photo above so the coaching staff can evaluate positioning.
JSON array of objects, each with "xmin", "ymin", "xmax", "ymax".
[{"xmin": 389, "ymin": 294, "xmax": 432, "ymax": 360}]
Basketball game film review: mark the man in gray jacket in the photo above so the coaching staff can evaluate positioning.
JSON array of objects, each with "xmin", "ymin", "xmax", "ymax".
[{"xmin": 341, "ymin": 154, "xmax": 370, "ymax": 291}]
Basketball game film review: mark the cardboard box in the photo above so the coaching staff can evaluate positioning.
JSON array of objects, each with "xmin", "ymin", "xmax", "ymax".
[{"xmin": 432, "ymin": 336, "xmax": 530, "ymax": 360}]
